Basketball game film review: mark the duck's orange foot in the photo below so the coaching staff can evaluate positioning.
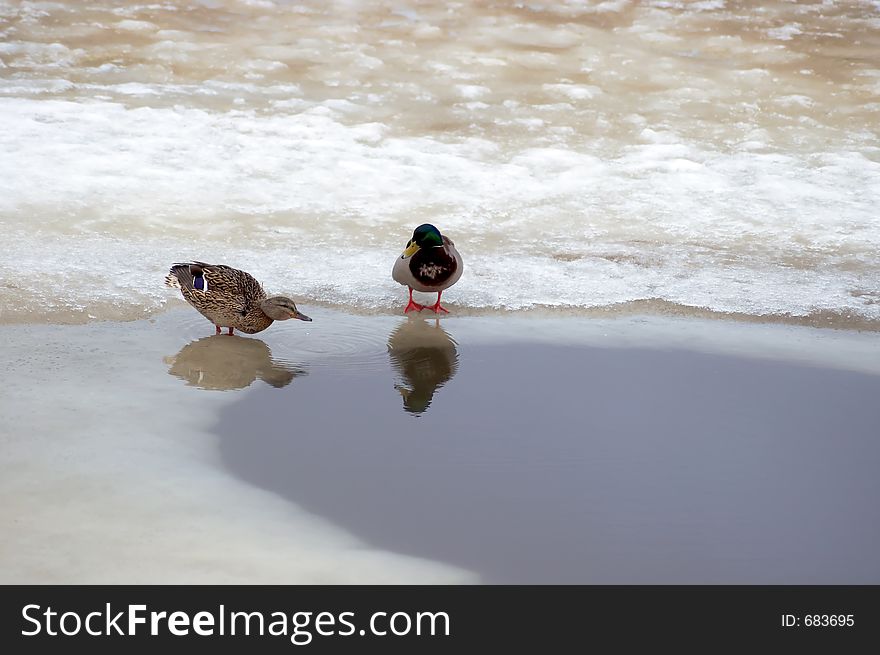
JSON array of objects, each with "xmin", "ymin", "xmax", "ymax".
[
  {"xmin": 226, "ymin": 327, "xmax": 235, "ymax": 336},
  {"xmin": 215, "ymin": 325, "xmax": 221, "ymax": 335},
  {"xmin": 404, "ymin": 288, "xmax": 425, "ymax": 313},
  {"xmin": 427, "ymin": 290, "xmax": 450, "ymax": 314}
]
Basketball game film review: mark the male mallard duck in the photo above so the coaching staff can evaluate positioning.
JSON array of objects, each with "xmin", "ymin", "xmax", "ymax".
[
  {"xmin": 164, "ymin": 261, "xmax": 311, "ymax": 335},
  {"xmin": 392, "ymin": 224, "xmax": 463, "ymax": 313}
]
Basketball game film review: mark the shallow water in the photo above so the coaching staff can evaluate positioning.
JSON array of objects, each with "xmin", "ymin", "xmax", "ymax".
[
  {"xmin": 1, "ymin": 1, "xmax": 879, "ymax": 325},
  {"xmin": 220, "ymin": 334, "xmax": 880, "ymax": 583},
  {"xmin": 0, "ymin": 309, "xmax": 474, "ymax": 583},
  {"xmin": 2, "ymin": 309, "xmax": 879, "ymax": 582}
]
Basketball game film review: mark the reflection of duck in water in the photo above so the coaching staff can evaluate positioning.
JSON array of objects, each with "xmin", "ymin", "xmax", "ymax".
[
  {"xmin": 164, "ymin": 336, "xmax": 305, "ymax": 391},
  {"xmin": 387, "ymin": 318, "xmax": 459, "ymax": 414}
]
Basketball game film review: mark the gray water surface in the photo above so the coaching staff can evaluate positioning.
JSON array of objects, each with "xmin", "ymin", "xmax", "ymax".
[{"xmin": 214, "ymin": 330, "xmax": 880, "ymax": 583}]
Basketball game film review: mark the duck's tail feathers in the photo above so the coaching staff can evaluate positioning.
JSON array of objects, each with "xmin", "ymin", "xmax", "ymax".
[{"xmin": 166, "ymin": 263, "xmax": 198, "ymax": 292}]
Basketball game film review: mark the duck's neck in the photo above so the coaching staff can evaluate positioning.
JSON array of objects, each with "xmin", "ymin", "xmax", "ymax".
[{"xmin": 240, "ymin": 309, "xmax": 273, "ymax": 334}]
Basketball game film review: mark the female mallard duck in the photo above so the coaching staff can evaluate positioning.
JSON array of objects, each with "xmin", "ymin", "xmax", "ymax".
[
  {"xmin": 392, "ymin": 224, "xmax": 463, "ymax": 313},
  {"xmin": 164, "ymin": 261, "xmax": 311, "ymax": 335}
]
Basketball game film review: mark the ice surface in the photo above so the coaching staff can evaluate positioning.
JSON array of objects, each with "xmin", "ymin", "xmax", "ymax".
[{"xmin": 0, "ymin": 0, "xmax": 878, "ymax": 325}]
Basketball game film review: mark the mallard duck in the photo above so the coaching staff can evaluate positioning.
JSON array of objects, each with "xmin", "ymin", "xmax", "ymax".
[
  {"xmin": 164, "ymin": 261, "xmax": 311, "ymax": 335},
  {"xmin": 391, "ymin": 224, "xmax": 463, "ymax": 313}
]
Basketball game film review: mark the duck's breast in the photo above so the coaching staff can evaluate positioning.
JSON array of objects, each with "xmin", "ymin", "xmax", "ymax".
[{"xmin": 407, "ymin": 244, "xmax": 462, "ymax": 292}]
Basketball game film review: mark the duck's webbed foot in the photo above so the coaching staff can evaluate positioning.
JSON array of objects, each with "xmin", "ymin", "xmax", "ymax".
[
  {"xmin": 428, "ymin": 291, "xmax": 450, "ymax": 314},
  {"xmin": 404, "ymin": 288, "xmax": 425, "ymax": 313},
  {"xmin": 215, "ymin": 325, "xmax": 221, "ymax": 335}
]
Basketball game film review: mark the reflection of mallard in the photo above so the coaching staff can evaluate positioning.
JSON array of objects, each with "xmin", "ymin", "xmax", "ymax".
[
  {"xmin": 164, "ymin": 335, "xmax": 305, "ymax": 391},
  {"xmin": 387, "ymin": 318, "xmax": 459, "ymax": 414}
]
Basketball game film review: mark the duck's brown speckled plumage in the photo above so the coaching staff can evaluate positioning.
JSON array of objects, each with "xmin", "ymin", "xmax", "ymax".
[{"xmin": 165, "ymin": 262, "xmax": 277, "ymax": 334}]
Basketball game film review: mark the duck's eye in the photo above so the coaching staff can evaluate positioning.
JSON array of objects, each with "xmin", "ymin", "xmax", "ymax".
[{"xmin": 194, "ymin": 275, "xmax": 207, "ymax": 292}]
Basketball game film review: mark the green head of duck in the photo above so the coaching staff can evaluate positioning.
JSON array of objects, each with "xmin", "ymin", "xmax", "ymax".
[{"xmin": 411, "ymin": 224, "xmax": 443, "ymax": 249}]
